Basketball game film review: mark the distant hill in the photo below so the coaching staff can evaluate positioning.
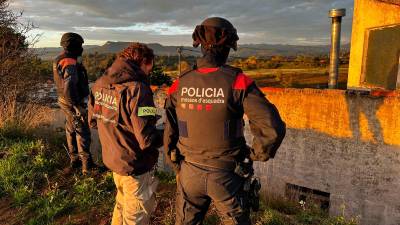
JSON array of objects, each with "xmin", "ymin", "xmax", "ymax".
[
  {"xmin": 87, "ymin": 42, "xmax": 188, "ymax": 56},
  {"xmin": 33, "ymin": 45, "xmax": 98, "ymax": 60},
  {"xmin": 35, "ymin": 41, "xmax": 350, "ymax": 60}
]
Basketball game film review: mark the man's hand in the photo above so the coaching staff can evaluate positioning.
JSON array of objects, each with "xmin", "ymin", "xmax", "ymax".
[{"xmin": 72, "ymin": 105, "xmax": 87, "ymax": 129}]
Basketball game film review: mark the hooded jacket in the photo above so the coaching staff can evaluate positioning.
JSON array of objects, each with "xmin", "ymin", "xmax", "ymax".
[{"xmin": 88, "ymin": 57, "xmax": 162, "ymax": 176}]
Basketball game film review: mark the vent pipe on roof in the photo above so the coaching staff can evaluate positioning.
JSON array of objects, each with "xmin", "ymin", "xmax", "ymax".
[{"xmin": 328, "ymin": 8, "xmax": 346, "ymax": 89}]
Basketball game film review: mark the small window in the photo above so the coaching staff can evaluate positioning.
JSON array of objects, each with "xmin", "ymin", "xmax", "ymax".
[
  {"xmin": 361, "ymin": 24, "xmax": 400, "ymax": 90},
  {"xmin": 285, "ymin": 183, "xmax": 330, "ymax": 211}
]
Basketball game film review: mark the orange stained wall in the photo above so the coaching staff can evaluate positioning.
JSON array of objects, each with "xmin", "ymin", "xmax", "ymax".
[{"xmin": 261, "ymin": 88, "xmax": 400, "ymax": 146}]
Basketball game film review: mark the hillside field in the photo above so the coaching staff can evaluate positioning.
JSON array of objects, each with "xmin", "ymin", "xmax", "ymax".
[{"xmin": 167, "ymin": 67, "xmax": 349, "ymax": 89}]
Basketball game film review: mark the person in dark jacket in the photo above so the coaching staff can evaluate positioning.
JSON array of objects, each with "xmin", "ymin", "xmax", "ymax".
[
  {"xmin": 88, "ymin": 43, "xmax": 162, "ymax": 225},
  {"xmin": 53, "ymin": 32, "xmax": 93, "ymax": 174},
  {"xmin": 164, "ymin": 17, "xmax": 286, "ymax": 225}
]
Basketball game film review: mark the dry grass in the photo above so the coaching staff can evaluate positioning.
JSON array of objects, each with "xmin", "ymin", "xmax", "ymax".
[{"xmin": 0, "ymin": 91, "xmax": 52, "ymax": 134}]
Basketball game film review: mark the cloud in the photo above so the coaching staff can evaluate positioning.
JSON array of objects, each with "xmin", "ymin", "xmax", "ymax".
[{"xmin": 10, "ymin": 0, "xmax": 354, "ymax": 47}]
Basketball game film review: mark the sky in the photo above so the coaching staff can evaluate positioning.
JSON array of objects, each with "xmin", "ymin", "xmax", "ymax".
[{"xmin": 10, "ymin": 0, "xmax": 354, "ymax": 48}]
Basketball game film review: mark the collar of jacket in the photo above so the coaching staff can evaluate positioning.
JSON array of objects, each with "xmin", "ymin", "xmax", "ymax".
[
  {"xmin": 98, "ymin": 57, "xmax": 149, "ymax": 87},
  {"xmin": 196, "ymin": 55, "xmax": 227, "ymax": 69},
  {"xmin": 196, "ymin": 57, "xmax": 228, "ymax": 74}
]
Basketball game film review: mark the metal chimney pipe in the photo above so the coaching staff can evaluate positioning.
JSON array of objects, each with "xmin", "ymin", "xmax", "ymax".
[{"xmin": 328, "ymin": 8, "xmax": 346, "ymax": 89}]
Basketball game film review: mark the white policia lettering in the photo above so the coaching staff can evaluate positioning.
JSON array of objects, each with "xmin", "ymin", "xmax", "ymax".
[
  {"xmin": 181, "ymin": 87, "xmax": 224, "ymax": 98},
  {"xmin": 94, "ymin": 91, "xmax": 118, "ymax": 106}
]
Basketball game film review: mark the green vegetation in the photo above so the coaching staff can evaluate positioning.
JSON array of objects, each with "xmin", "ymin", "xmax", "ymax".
[
  {"xmin": 251, "ymin": 198, "xmax": 359, "ymax": 225},
  {"xmin": 150, "ymin": 65, "xmax": 173, "ymax": 86},
  {"xmin": 0, "ymin": 127, "xmax": 116, "ymax": 225},
  {"xmin": 244, "ymin": 67, "xmax": 348, "ymax": 89},
  {"xmin": 0, "ymin": 0, "xmax": 52, "ymax": 99},
  {"xmin": 82, "ymin": 52, "xmax": 116, "ymax": 80},
  {"xmin": 155, "ymin": 170, "xmax": 176, "ymax": 184},
  {"xmin": 80, "ymin": 53, "xmax": 175, "ymax": 86},
  {"xmin": 72, "ymin": 52, "xmax": 351, "ymax": 89}
]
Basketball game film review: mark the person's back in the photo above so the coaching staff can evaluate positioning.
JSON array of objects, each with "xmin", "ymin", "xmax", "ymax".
[
  {"xmin": 89, "ymin": 57, "xmax": 159, "ymax": 175},
  {"xmin": 164, "ymin": 17, "xmax": 286, "ymax": 225},
  {"xmin": 88, "ymin": 43, "xmax": 162, "ymax": 225},
  {"xmin": 169, "ymin": 65, "xmax": 254, "ymax": 170},
  {"xmin": 52, "ymin": 32, "xmax": 92, "ymax": 174}
]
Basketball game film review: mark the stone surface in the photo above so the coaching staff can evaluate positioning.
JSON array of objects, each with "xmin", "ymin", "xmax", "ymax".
[{"xmin": 258, "ymin": 88, "xmax": 400, "ymax": 225}]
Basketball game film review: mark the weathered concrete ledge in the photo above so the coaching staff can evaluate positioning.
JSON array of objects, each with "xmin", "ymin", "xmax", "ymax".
[{"xmin": 256, "ymin": 88, "xmax": 400, "ymax": 225}]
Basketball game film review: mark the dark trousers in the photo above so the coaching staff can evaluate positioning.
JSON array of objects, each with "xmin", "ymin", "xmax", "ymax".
[
  {"xmin": 175, "ymin": 161, "xmax": 251, "ymax": 225},
  {"xmin": 61, "ymin": 107, "xmax": 91, "ymax": 164}
]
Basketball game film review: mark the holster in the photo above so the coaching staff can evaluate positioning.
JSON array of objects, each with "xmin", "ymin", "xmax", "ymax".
[
  {"xmin": 73, "ymin": 114, "xmax": 85, "ymax": 129},
  {"xmin": 235, "ymin": 157, "xmax": 261, "ymax": 212}
]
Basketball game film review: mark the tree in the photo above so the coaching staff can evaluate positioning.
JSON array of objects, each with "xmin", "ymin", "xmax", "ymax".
[
  {"xmin": 0, "ymin": 0, "xmax": 42, "ymax": 100},
  {"xmin": 82, "ymin": 52, "xmax": 116, "ymax": 80},
  {"xmin": 149, "ymin": 65, "xmax": 172, "ymax": 86}
]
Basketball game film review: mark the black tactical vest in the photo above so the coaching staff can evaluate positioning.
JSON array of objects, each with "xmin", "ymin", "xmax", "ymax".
[
  {"xmin": 175, "ymin": 66, "xmax": 247, "ymax": 166},
  {"xmin": 53, "ymin": 54, "xmax": 89, "ymax": 104}
]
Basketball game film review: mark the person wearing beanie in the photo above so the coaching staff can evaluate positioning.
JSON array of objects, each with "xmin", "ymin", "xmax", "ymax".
[
  {"xmin": 164, "ymin": 17, "xmax": 286, "ymax": 225},
  {"xmin": 53, "ymin": 32, "xmax": 93, "ymax": 174}
]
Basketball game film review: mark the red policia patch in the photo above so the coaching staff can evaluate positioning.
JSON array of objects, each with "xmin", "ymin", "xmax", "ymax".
[{"xmin": 233, "ymin": 73, "xmax": 254, "ymax": 90}]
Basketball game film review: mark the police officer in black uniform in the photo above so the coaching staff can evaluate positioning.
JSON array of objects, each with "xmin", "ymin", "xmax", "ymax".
[
  {"xmin": 53, "ymin": 32, "xmax": 93, "ymax": 174},
  {"xmin": 164, "ymin": 17, "xmax": 286, "ymax": 225}
]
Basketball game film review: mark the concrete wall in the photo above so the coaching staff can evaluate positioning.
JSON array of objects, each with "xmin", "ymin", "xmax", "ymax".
[
  {"xmin": 256, "ymin": 88, "xmax": 400, "ymax": 225},
  {"xmin": 348, "ymin": 0, "xmax": 400, "ymax": 89}
]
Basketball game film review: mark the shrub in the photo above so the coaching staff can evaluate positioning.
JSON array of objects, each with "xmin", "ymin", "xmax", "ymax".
[
  {"xmin": 150, "ymin": 65, "xmax": 173, "ymax": 86},
  {"xmin": 0, "ymin": 91, "xmax": 52, "ymax": 136},
  {"xmin": 0, "ymin": 137, "xmax": 59, "ymax": 205},
  {"xmin": 155, "ymin": 170, "xmax": 176, "ymax": 184}
]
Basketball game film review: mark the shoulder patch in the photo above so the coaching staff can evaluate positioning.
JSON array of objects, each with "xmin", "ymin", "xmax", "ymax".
[
  {"xmin": 233, "ymin": 73, "xmax": 254, "ymax": 90},
  {"xmin": 138, "ymin": 107, "xmax": 157, "ymax": 117},
  {"xmin": 59, "ymin": 58, "xmax": 77, "ymax": 71},
  {"xmin": 168, "ymin": 79, "xmax": 179, "ymax": 95}
]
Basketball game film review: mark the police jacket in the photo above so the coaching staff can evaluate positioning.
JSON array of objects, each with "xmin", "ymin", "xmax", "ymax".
[
  {"xmin": 88, "ymin": 57, "xmax": 162, "ymax": 176},
  {"xmin": 164, "ymin": 59, "xmax": 286, "ymax": 171},
  {"xmin": 53, "ymin": 52, "xmax": 89, "ymax": 109}
]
